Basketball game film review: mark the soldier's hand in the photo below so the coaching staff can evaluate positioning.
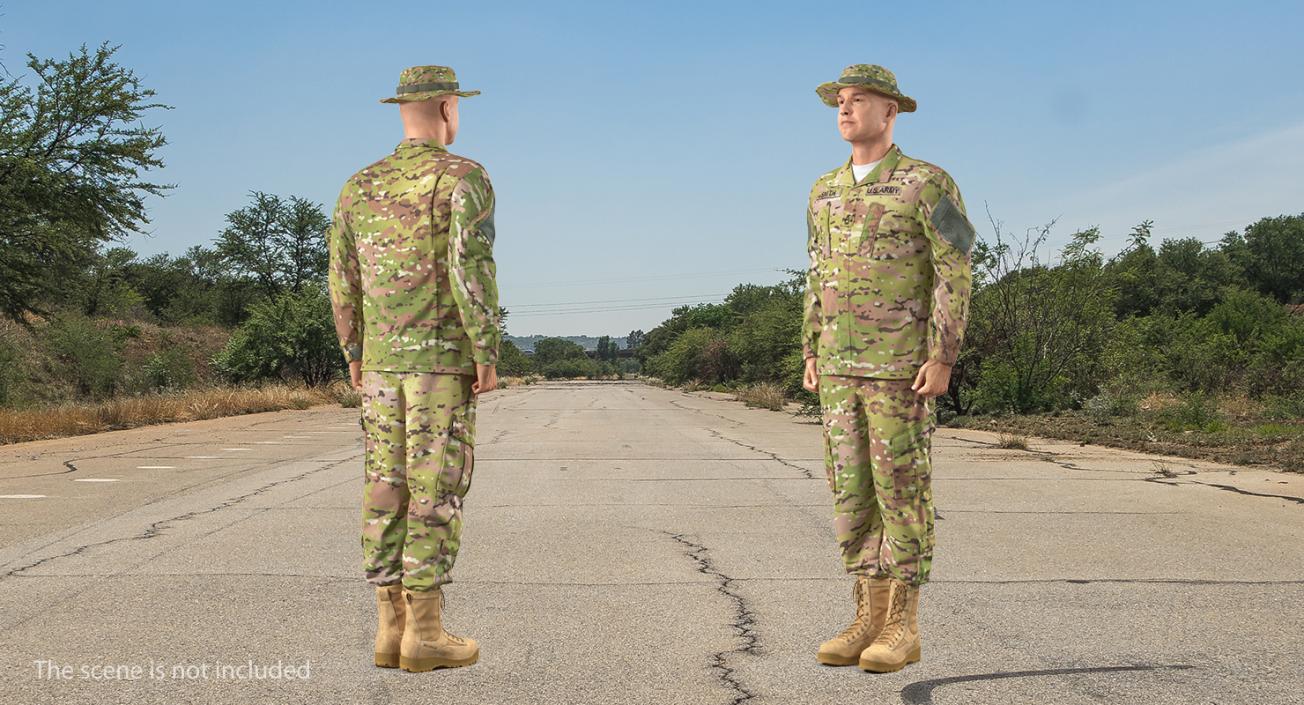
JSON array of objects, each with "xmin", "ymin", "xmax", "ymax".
[
  {"xmin": 349, "ymin": 360, "xmax": 362, "ymax": 392},
  {"xmin": 473, "ymin": 364, "xmax": 498, "ymax": 396},
  {"xmin": 802, "ymin": 357, "xmax": 820, "ymax": 393},
  {"xmin": 911, "ymin": 360, "xmax": 952, "ymax": 399}
]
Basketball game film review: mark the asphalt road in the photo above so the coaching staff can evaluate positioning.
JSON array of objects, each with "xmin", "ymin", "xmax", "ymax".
[{"xmin": 1, "ymin": 380, "xmax": 1301, "ymax": 705}]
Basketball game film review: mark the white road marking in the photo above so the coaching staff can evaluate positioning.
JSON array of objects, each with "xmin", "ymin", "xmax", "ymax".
[
  {"xmin": 282, "ymin": 435, "xmax": 310, "ymax": 439},
  {"xmin": 0, "ymin": 494, "xmax": 46, "ymax": 499},
  {"xmin": 255, "ymin": 441, "xmax": 282, "ymax": 445},
  {"xmin": 185, "ymin": 455, "xmax": 221, "ymax": 459}
]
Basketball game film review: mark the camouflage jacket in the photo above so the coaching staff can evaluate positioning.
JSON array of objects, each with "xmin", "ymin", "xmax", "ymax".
[
  {"xmin": 802, "ymin": 144, "xmax": 974, "ymax": 379},
  {"xmin": 328, "ymin": 138, "xmax": 500, "ymax": 374}
]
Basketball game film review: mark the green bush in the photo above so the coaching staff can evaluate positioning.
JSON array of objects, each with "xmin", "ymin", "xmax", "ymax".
[
  {"xmin": 212, "ymin": 283, "xmax": 341, "ymax": 386},
  {"xmin": 648, "ymin": 327, "xmax": 730, "ymax": 385},
  {"xmin": 541, "ymin": 357, "xmax": 598, "ymax": 379},
  {"xmin": 1156, "ymin": 392, "xmax": 1225, "ymax": 432},
  {"xmin": 0, "ymin": 333, "xmax": 23, "ymax": 406},
  {"xmin": 497, "ymin": 339, "xmax": 534, "ymax": 377},
  {"xmin": 1263, "ymin": 393, "xmax": 1304, "ymax": 422},
  {"xmin": 44, "ymin": 314, "xmax": 125, "ymax": 399},
  {"xmin": 142, "ymin": 343, "xmax": 196, "ymax": 392}
]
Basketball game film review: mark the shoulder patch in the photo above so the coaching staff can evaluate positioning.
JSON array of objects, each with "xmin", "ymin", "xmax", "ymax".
[
  {"xmin": 477, "ymin": 210, "xmax": 496, "ymax": 246},
  {"xmin": 930, "ymin": 194, "xmax": 976, "ymax": 254}
]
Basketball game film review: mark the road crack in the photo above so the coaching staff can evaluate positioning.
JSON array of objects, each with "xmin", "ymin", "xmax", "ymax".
[
  {"xmin": 665, "ymin": 531, "xmax": 759, "ymax": 705},
  {"xmin": 707, "ymin": 428, "xmax": 815, "ymax": 480},
  {"xmin": 0, "ymin": 456, "xmax": 354, "ymax": 581}
]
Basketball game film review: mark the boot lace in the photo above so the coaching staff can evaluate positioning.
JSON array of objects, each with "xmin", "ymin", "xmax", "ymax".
[
  {"xmin": 870, "ymin": 582, "xmax": 908, "ymax": 648},
  {"xmin": 833, "ymin": 579, "xmax": 873, "ymax": 643},
  {"xmin": 438, "ymin": 591, "xmax": 469, "ymax": 645}
]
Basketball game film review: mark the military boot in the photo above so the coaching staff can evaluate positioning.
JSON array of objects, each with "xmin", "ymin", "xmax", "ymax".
[
  {"xmin": 817, "ymin": 575, "xmax": 891, "ymax": 665},
  {"xmin": 373, "ymin": 584, "xmax": 406, "ymax": 668},
  {"xmin": 858, "ymin": 579, "xmax": 921, "ymax": 672},
  {"xmin": 399, "ymin": 587, "xmax": 479, "ymax": 672}
]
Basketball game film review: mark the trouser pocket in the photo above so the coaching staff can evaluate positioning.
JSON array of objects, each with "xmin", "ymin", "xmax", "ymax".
[{"xmin": 442, "ymin": 400, "xmax": 476, "ymax": 498}]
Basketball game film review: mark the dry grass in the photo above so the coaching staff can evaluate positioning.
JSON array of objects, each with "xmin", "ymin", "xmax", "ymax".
[
  {"xmin": 995, "ymin": 432, "xmax": 1030, "ymax": 450},
  {"xmin": 498, "ymin": 375, "xmax": 542, "ymax": 389},
  {"xmin": 1138, "ymin": 391, "xmax": 1180, "ymax": 412},
  {"xmin": 1218, "ymin": 395, "xmax": 1264, "ymax": 421},
  {"xmin": 736, "ymin": 383, "xmax": 787, "ymax": 411},
  {"xmin": 0, "ymin": 381, "xmax": 357, "ymax": 445}
]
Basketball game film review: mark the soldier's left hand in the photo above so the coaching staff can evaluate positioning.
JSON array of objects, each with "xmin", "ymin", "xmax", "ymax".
[{"xmin": 911, "ymin": 360, "xmax": 953, "ymax": 399}]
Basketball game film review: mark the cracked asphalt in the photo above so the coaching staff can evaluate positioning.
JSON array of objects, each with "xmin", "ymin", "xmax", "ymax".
[{"xmin": 1, "ymin": 380, "xmax": 1301, "ymax": 705}]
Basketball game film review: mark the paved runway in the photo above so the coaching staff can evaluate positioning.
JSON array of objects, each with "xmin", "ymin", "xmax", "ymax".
[{"xmin": 1, "ymin": 380, "xmax": 1300, "ymax": 704}]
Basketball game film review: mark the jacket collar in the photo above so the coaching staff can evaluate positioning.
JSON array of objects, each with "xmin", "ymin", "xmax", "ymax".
[
  {"xmin": 834, "ymin": 143, "xmax": 903, "ymax": 188},
  {"xmin": 395, "ymin": 137, "xmax": 449, "ymax": 152}
]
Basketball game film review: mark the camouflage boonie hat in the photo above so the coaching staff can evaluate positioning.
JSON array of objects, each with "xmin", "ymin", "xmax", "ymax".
[
  {"xmin": 816, "ymin": 64, "xmax": 917, "ymax": 112},
  {"xmin": 379, "ymin": 65, "xmax": 480, "ymax": 104}
]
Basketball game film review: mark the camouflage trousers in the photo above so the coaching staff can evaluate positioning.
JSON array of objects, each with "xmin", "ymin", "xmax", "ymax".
[
  {"xmin": 359, "ymin": 370, "xmax": 476, "ymax": 592},
  {"xmin": 819, "ymin": 375, "xmax": 936, "ymax": 586}
]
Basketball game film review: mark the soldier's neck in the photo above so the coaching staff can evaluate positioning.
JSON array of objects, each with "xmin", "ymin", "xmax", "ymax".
[{"xmin": 850, "ymin": 136, "xmax": 893, "ymax": 165}]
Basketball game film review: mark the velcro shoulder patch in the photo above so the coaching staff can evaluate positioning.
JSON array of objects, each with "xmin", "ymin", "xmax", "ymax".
[
  {"xmin": 477, "ymin": 211, "xmax": 496, "ymax": 246},
  {"xmin": 930, "ymin": 194, "xmax": 976, "ymax": 254}
]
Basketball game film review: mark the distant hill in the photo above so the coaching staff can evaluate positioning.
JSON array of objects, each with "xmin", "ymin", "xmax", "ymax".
[{"xmin": 507, "ymin": 335, "xmax": 629, "ymax": 353}]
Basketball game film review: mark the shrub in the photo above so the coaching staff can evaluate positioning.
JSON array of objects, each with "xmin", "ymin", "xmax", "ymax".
[
  {"xmin": 44, "ymin": 314, "xmax": 125, "ymax": 399},
  {"xmin": 141, "ymin": 336, "xmax": 197, "ymax": 392},
  {"xmin": 541, "ymin": 357, "xmax": 599, "ymax": 379},
  {"xmin": 1155, "ymin": 392, "xmax": 1225, "ymax": 432},
  {"xmin": 497, "ymin": 339, "xmax": 534, "ymax": 377},
  {"xmin": 737, "ymin": 383, "xmax": 786, "ymax": 411},
  {"xmin": 212, "ymin": 283, "xmax": 341, "ymax": 386}
]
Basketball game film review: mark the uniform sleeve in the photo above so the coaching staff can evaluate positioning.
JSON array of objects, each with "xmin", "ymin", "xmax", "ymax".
[
  {"xmin": 801, "ymin": 206, "xmax": 822, "ymax": 360},
  {"xmin": 917, "ymin": 171, "xmax": 975, "ymax": 366},
  {"xmin": 448, "ymin": 167, "xmax": 501, "ymax": 366},
  {"xmin": 327, "ymin": 182, "xmax": 364, "ymax": 364}
]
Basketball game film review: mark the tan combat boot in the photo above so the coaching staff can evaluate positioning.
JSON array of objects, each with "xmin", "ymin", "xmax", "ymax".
[
  {"xmin": 858, "ymin": 579, "xmax": 921, "ymax": 672},
  {"xmin": 373, "ymin": 584, "xmax": 406, "ymax": 668},
  {"xmin": 817, "ymin": 576, "xmax": 891, "ymax": 666},
  {"xmin": 399, "ymin": 587, "xmax": 479, "ymax": 672}
]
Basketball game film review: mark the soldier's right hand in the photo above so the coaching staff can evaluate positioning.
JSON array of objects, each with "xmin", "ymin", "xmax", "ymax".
[
  {"xmin": 349, "ymin": 360, "xmax": 362, "ymax": 392},
  {"xmin": 473, "ymin": 363, "xmax": 498, "ymax": 396},
  {"xmin": 802, "ymin": 357, "xmax": 820, "ymax": 393}
]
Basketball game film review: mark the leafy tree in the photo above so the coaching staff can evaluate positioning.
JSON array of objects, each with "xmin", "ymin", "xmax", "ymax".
[
  {"xmin": 533, "ymin": 337, "xmax": 587, "ymax": 366},
  {"xmin": 1223, "ymin": 214, "xmax": 1304, "ymax": 303},
  {"xmin": 0, "ymin": 42, "xmax": 171, "ymax": 325},
  {"xmin": 497, "ymin": 339, "xmax": 534, "ymax": 377},
  {"xmin": 216, "ymin": 191, "xmax": 329, "ymax": 299}
]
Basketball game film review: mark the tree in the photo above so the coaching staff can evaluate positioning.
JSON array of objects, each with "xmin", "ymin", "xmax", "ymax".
[
  {"xmin": 533, "ymin": 337, "xmax": 587, "ymax": 366},
  {"xmin": 596, "ymin": 335, "xmax": 618, "ymax": 361},
  {"xmin": 0, "ymin": 42, "xmax": 172, "ymax": 325},
  {"xmin": 1225, "ymin": 214, "xmax": 1304, "ymax": 304},
  {"xmin": 216, "ymin": 191, "xmax": 329, "ymax": 300},
  {"xmin": 626, "ymin": 329, "xmax": 645, "ymax": 350}
]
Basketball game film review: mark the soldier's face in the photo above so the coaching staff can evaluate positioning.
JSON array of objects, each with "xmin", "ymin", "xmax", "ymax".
[{"xmin": 837, "ymin": 87, "xmax": 896, "ymax": 143}]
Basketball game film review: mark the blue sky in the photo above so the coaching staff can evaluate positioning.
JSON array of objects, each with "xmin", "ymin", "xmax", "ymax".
[{"xmin": 5, "ymin": 1, "xmax": 1303, "ymax": 337}]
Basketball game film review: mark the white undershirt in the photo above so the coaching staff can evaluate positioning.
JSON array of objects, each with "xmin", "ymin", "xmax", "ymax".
[{"xmin": 852, "ymin": 159, "xmax": 882, "ymax": 183}]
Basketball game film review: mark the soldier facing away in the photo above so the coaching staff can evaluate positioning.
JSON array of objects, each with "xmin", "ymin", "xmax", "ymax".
[
  {"xmin": 802, "ymin": 64, "xmax": 976, "ymax": 673},
  {"xmin": 327, "ymin": 65, "xmax": 501, "ymax": 672}
]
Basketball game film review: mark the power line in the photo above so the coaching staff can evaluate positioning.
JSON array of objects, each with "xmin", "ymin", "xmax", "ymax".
[
  {"xmin": 507, "ymin": 293, "xmax": 723, "ymax": 309},
  {"xmin": 511, "ymin": 267, "xmax": 787, "ymax": 289},
  {"xmin": 509, "ymin": 299, "xmax": 726, "ymax": 318}
]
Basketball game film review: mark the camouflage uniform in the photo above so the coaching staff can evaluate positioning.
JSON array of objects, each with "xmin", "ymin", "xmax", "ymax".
[
  {"xmin": 328, "ymin": 102, "xmax": 500, "ymax": 592},
  {"xmin": 803, "ymin": 122, "xmax": 975, "ymax": 587}
]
